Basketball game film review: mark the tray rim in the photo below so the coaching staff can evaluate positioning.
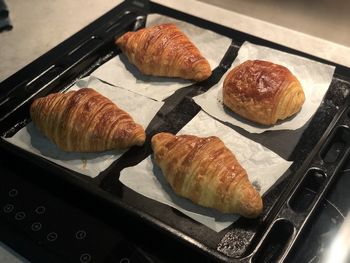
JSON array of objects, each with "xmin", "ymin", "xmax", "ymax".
[{"xmin": 1, "ymin": 1, "xmax": 350, "ymax": 262}]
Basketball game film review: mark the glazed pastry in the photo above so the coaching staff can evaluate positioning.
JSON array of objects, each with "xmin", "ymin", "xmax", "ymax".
[
  {"xmin": 30, "ymin": 88, "xmax": 146, "ymax": 152},
  {"xmin": 223, "ymin": 60, "xmax": 305, "ymax": 125},
  {"xmin": 115, "ymin": 23, "xmax": 212, "ymax": 81},
  {"xmin": 151, "ymin": 132, "xmax": 263, "ymax": 218}
]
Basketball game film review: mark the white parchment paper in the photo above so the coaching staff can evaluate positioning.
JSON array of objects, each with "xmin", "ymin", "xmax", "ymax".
[
  {"xmin": 4, "ymin": 77, "xmax": 163, "ymax": 178},
  {"xmin": 90, "ymin": 14, "xmax": 232, "ymax": 101},
  {"xmin": 120, "ymin": 111, "xmax": 292, "ymax": 232},
  {"xmin": 194, "ymin": 42, "xmax": 335, "ymax": 133}
]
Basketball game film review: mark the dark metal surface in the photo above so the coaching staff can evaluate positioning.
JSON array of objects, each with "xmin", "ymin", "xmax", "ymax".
[{"xmin": 1, "ymin": 0, "xmax": 350, "ymax": 262}]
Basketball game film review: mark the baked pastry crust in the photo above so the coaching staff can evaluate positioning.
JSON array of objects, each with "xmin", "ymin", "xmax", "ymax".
[
  {"xmin": 30, "ymin": 88, "xmax": 146, "ymax": 152},
  {"xmin": 116, "ymin": 23, "xmax": 212, "ymax": 81},
  {"xmin": 151, "ymin": 132, "xmax": 263, "ymax": 218},
  {"xmin": 223, "ymin": 60, "xmax": 305, "ymax": 125}
]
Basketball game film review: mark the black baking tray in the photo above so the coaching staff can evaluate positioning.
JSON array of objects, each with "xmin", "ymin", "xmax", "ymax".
[{"xmin": 1, "ymin": 0, "xmax": 350, "ymax": 262}]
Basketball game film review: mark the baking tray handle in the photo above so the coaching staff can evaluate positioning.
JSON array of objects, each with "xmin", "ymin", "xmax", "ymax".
[{"xmin": 251, "ymin": 124, "xmax": 350, "ymax": 262}]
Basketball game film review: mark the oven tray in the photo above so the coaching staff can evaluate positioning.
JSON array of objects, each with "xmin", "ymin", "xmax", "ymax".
[{"xmin": 1, "ymin": 0, "xmax": 350, "ymax": 262}]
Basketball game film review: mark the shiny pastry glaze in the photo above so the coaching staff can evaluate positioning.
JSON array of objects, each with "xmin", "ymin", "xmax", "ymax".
[
  {"xmin": 30, "ymin": 88, "xmax": 146, "ymax": 152},
  {"xmin": 224, "ymin": 60, "xmax": 294, "ymax": 102},
  {"xmin": 222, "ymin": 59, "xmax": 305, "ymax": 125},
  {"xmin": 142, "ymin": 24, "xmax": 201, "ymax": 69},
  {"xmin": 115, "ymin": 23, "xmax": 212, "ymax": 81},
  {"xmin": 151, "ymin": 132, "xmax": 263, "ymax": 217}
]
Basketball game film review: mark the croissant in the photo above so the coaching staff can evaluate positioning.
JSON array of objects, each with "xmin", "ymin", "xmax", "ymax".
[
  {"xmin": 30, "ymin": 88, "xmax": 146, "ymax": 152},
  {"xmin": 223, "ymin": 60, "xmax": 305, "ymax": 125},
  {"xmin": 115, "ymin": 23, "xmax": 212, "ymax": 81},
  {"xmin": 151, "ymin": 132, "xmax": 263, "ymax": 218}
]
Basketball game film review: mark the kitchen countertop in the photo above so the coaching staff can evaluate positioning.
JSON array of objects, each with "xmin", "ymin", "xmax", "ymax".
[
  {"xmin": 1, "ymin": 0, "xmax": 350, "ymax": 82},
  {"xmin": 0, "ymin": 0, "xmax": 121, "ymax": 82},
  {"xmin": 200, "ymin": 0, "xmax": 350, "ymax": 48}
]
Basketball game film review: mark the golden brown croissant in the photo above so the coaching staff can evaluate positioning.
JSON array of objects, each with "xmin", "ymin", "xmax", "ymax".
[
  {"xmin": 151, "ymin": 132, "xmax": 263, "ymax": 218},
  {"xmin": 115, "ymin": 23, "xmax": 212, "ymax": 81},
  {"xmin": 30, "ymin": 88, "xmax": 146, "ymax": 152},
  {"xmin": 223, "ymin": 60, "xmax": 305, "ymax": 125}
]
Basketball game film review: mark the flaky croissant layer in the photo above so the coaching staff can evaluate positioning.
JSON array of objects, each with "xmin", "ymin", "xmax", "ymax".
[
  {"xmin": 30, "ymin": 88, "xmax": 146, "ymax": 152},
  {"xmin": 151, "ymin": 132, "xmax": 263, "ymax": 218},
  {"xmin": 116, "ymin": 23, "xmax": 212, "ymax": 81},
  {"xmin": 223, "ymin": 60, "xmax": 305, "ymax": 125}
]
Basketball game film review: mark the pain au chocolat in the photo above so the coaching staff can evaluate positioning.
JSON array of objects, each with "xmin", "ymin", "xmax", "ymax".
[
  {"xmin": 115, "ymin": 23, "xmax": 212, "ymax": 81},
  {"xmin": 151, "ymin": 132, "xmax": 263, "ymax": 218},
  {"xmin": 223, "ymin": 60, "xmax": 305, "ymax": 126},
  {"xmin": 30, "ymin": 88, "xmax": 146, "ymax": 152}
]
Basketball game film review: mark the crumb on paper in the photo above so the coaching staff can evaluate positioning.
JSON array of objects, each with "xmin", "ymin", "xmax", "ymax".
[{"xmin": 81, "ymin": 158, "xmax": 88, "ymax": 170}]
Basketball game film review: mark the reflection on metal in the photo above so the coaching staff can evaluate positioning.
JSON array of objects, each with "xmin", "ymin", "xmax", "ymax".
[
  {"xmin": 324, "ymin": 198, "xmax": 345, "ymax": 220},
  {"xmin": 322, "ymin": 212, "xmax": 350, "ymax": 263}
]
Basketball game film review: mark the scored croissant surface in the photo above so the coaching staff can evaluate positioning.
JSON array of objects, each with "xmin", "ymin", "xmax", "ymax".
[
  {"xmin": 30, "ymin": 88, "xmax": 146, "ymax": 152},
  {"xmin": 115, "ymin": 23, "xmax": 212, "ymax": 81},
  {"xmin": 151, "ymin": 132, "xmax": 263, "ymax": 218},
  {"xmin": 223, "ymin": 60, "xmax": 305, "ymax": 125}
]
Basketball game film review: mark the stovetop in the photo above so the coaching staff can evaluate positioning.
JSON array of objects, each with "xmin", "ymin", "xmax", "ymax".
[
  {"xmin": 1, "ymin": 148, "xmax": 350, "ymax": 263},
  {"xmin": 0, "ymin": 144, "xmax": 220, "ymax": 263},
  {"xmin": 0, "ymin": 156, "xmax": 145, "ymax": 263},
  {"xmin": 1, "ymin": 1, "xmax": 350, "ymax": 262}
]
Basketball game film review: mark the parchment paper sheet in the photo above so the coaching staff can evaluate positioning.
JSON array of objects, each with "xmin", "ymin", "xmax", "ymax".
[
  {"xmin": 90, "ymin": 14, "xmax": 232, "ymax": 101},
  {"xmin": 194, "ymin": 41, "xmax": 335, "ymax": 133},
  {"xmin": 4, "ymin": 77, "xmax": 163, "ymax": 178},
  {"xmin": 120, "ymin": 111, "xmax": 292, "ymax": 232}
]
